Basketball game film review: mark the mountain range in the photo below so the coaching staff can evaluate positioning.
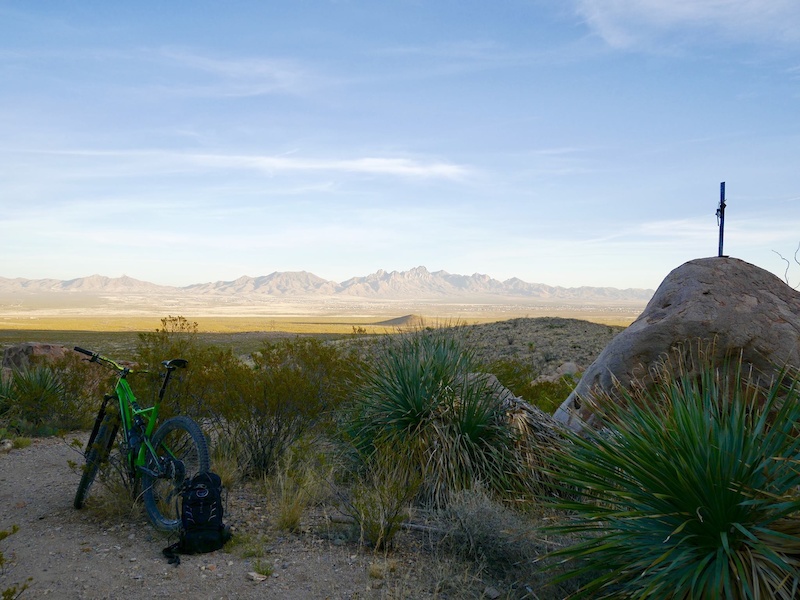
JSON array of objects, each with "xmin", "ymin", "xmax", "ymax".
[{"xmin": 0, "ymin": 267, "xmax": 654, "ymax": 304}]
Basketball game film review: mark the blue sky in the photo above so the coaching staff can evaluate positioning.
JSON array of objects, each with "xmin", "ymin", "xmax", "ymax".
[{"xmin": 1, "ymin": 1, "xmax": 798, "ymax": 290}]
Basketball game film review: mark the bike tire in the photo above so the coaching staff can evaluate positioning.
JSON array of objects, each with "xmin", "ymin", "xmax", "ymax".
[
  {"xmin": 141, "ymin": 416, "xmax": 210, "ymax": 532},
  {"xmin": 74, "ymin": 411, "xmax": 119, "ymax": 509}
]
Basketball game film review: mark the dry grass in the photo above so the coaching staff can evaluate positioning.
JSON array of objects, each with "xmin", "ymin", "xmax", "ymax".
[
  {"xmin": 0, "ymin": 307, "xmax": 635, "ymax": 334},
  {"xmin": 5, "ymin": 315, "xmax": 627, "ymax": 598}
]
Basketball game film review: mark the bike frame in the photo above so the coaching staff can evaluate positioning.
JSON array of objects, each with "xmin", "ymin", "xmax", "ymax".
[
  {"xmin": 113, "ymin": 373, "xmax": 161, "ymax": 477},
  {"xmin": 79, "ymin": 348, "xmax": 183, "ymax": 480}
]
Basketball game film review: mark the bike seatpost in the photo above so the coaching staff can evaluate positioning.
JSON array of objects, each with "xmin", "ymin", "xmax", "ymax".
[{"xmin": 157, "ymin": 368, "xmax": 174, "ymax": 403}]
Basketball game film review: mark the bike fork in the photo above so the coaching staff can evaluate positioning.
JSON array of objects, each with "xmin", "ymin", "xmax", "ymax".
[{"xmin": 86, "ymin": 394, "xmax": 115, "ymax": 455}]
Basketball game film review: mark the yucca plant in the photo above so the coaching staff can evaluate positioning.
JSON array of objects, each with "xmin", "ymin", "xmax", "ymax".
[
  {"xmin": 348, "ymin": 330, "xmax": 532, "ymax": 508},
  {"xmin": 1, "ymin": 366, "xmax": 82, "ymax": 435},
  {"xmin": 547, "ymin": 345, "xmax": 800, "ymax": 599}
]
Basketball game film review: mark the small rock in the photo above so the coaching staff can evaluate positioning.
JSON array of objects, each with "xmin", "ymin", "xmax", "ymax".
[
  {"xmin": 484, "ymin": 586, "xmax": 502, "ymax": 599},
  {"xmin": 557, "ymin": 361, "xmax": 579, "ymax": 376}
]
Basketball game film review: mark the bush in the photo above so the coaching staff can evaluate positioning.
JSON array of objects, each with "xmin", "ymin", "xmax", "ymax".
[
  {"xmin": 344, "ymin": 444, "xmax": 422, "ymax": 549},
  {"xmin": 0, "ymin": 360, "xmax": 95, "ymax": 435},
  {"xmin": 348, "ymin": 330, "xmax": 535, "ymax": 508},
  {"xmin": 270, "ymin": 437, "xmax": 338, "ymax": 532},
  {"xmin": 207, "ymin": 337, "xmax": 361, "ymax": 479},
  {"xmin": 134, "ymin": 316, "xmax": 213, "ymax": 419},
  {"xmin": 485, "ymin": 357, "xmax": 577, "ymax": 413},
  {"xmin": 547, "ymin": 346, "xmax": 800, "ymax": 599},
  {"xmin": 433, "ymin": 486, "xmax": 541, "ymax": 575}
]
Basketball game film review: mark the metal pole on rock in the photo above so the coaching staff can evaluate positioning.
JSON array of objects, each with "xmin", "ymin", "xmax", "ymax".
[{"xmin": 716, "ymin": 182, "xmax": 726, "ymax": 257}]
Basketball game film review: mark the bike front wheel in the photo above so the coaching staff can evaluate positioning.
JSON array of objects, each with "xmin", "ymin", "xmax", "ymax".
[
  {"xmin": 141, "ymin": 416, "xmax": 210, "ymax": 532},
  {"xmin": 74, "ymin": 411, "xmax": 119, "ymax": 509}
]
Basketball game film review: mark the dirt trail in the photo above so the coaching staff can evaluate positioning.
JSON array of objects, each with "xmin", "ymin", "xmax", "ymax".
[{"xmin": 0, "ymin": 436, "xmax": 392, "ymax": 600}]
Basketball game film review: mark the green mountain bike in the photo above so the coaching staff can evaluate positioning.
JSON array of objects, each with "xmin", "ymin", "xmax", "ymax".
[{"xmin": 72, "ymin": 347, "xmax": 210, "ymax": 532}]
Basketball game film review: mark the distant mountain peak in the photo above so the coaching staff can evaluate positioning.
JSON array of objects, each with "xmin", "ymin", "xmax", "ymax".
[{"xmin": 0, "ymin": 268, "xmax": 655, "ymax": 304}]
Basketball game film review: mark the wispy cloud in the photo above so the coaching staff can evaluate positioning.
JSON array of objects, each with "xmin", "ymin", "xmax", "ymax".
[
  {"xmin": 3, "ymin": 148, "xmax": 471, "ymax": 181},
  {"xmin": 575, "ymin": 0, "xmax": 800, "ymax": 49},
  {"xmin": 2, "ymin": 46, "xmax": 320, "ymax": 98},
  {"xmin": 153, "ymin": 48, "xmax": 317, "ymax": 97},
  {"xmin": 191, "ymin": 153, "xmax": 470, "ymax": 179}
]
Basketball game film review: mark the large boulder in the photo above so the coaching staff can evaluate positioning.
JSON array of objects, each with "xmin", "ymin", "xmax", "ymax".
[
  {"xmin": 1, "ymin": 342, "xmax": 69, "ymax": 375},
  {"xmin": 554, "ymin": 257, "xmax": 800, "ymax": 431}
]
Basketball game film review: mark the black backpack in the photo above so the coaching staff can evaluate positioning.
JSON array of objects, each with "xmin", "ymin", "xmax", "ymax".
[{"xmin": 163, "ymin": 471, "xmax": 232, "ymax": 565}]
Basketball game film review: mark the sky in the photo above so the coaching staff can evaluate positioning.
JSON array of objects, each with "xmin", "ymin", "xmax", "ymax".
[{"xmin": 1, "ymin": 1, "xmax": 799, "ymax": 290}]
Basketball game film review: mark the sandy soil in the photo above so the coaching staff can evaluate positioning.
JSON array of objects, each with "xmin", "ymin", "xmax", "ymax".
[{"xmin": 0, "ymin": 436, "xmax": 408, "ymax": 600}]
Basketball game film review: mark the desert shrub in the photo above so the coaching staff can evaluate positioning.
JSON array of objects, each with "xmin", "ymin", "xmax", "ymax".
[
  {"xmin": 0, "ymin": 363, "xmax": 93, "ymax": 435},
  {"xmin": 84, "ymin": 465, "xmax": 144, "ymax": 523},
  {"xmin": 483, "ymin": 357, "xmax": 539, "ymax": 397},
  {"xmin": 343, "ymin": 443, "xmax": 422, "ymax": 549},
  {"xmin": 207, "ymin": 337, "xmax": 361, "ymax": 479},
  {"xmin": 210, "ymin": 435, "xmax": 243, "ymax": 492},
  {"xmin": 270, "ymin": 437, "xmax": 339, "ymax": 532},
  {"xmin": 433, "ymin": 486, "xmax": 541, "ymax": 575},
  {"xmin": 0, "ymin": 377, "xmax": 11, "ymax": 419},
  {"xmin": 485, "ymin": 357, "xmax": 577, "ymax": 412},
  {"xmin": 524, "ymin": 377, "xmax": 577, "ymax": 413},
  {"xmin": 136, "ymin": 315, "xmax": 201, "ymax": 360},
  {"xmin": 348, "ymin": 329, "xmax": 535, "ymax": 508},
  {"xmin": 428, "ymin": 487, "xmax": 589, "ymax": 598},
  {"xmin": 134, "ymin": 316, "xmax": 214, "ymax": 419},
  {"xmin": 547, "ymin": 347, "xmax": 800, "ymax": 599}
]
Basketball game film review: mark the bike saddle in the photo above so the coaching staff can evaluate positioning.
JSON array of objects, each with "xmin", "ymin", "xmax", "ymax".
[{"xmin": 162, "ymin": 358, "xmax": 188, "ymax": 369}]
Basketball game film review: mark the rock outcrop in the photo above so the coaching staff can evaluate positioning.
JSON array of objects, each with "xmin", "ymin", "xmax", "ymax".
[
  {"xmin": 2, "ymin": 342, "xmax": 68, "ymax": 372},
  {"xmin": 554, "ymin": 257, "xmax": 800, "ymax": 431}
]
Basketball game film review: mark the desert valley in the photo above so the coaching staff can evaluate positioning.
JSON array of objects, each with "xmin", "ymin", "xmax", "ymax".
[{"xmin": 0, "ymin": 267, "xmax": 652, "ymax": 331}]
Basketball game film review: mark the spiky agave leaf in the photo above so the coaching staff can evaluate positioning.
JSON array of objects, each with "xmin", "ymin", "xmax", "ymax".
[
  {"xmin": 546, "ymin": 343, "xmax": 800, "ymax": 599},
  {"xmin": 349, "ymin": 329, "xmax": 536, "ymax": 507}
]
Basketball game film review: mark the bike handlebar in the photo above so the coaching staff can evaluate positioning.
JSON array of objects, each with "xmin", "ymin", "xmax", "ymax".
[
  {"xmin": 74, "ymin": 346, "xmax": 126, "ymax": 373},
  {"xmin": 75, "ymin": 347, "xmax": 188, "ymax": 372}
]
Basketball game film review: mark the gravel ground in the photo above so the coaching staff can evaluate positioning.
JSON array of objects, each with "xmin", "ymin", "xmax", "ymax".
[{"xmin": 0, "ymin": 436, "xmax": 411, "ymax": 600}]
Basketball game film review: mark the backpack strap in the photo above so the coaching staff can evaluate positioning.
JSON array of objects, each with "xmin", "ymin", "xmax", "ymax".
[{"xmin": 163, "ymin": 542, "xmax": 181, "ymax": 566}]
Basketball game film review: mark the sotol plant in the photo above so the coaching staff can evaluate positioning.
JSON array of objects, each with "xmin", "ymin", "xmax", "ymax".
[
  {"xmin": 547, "ymin": 346, "xmax": 800, "ymax": 599},
  {"xmin": 348, "ymin": 330, "xmax": 533, "ymax": 508},
  {"xmin": 0, "ymin": 365, "xmax": 90, "ymax": 435}
]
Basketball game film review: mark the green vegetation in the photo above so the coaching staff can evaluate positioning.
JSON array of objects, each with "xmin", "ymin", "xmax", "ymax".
[
  {"xmin": 202, "ymin": 336, "xmax": 361, "ymax": 479},
  {"xmin": 5, "ymin": 317, "xmax": 799, "ymax": 598},
  {"xmin": 547, "ymin": 345, "xmax": 800, "ymax": 599},
  {"xmin": 343, "ymin": 443, "xmax": 423, "ymax": 549},
  {"xmin": 0, "ymin": 353, "xmax": 97, "ymax": 436},
  {"xmin": 269, "ymin": 439, "xmax": 337, "ymax": 533},
  {"xmin": 484, "ymin": 356, "xmax": 578, "ymax": 413},
  {"xmin": 347, "ymin": 330, "xmax": 543, "ymax": 508}
]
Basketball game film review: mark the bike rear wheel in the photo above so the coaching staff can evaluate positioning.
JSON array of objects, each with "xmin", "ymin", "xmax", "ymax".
[
  {"xmin": 141, "ymin": 416, "xmax": 210, "ymax": 532},
  {"xmin": 74, "ymin": 411, "xmax": 119, "ymax": 509}
]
